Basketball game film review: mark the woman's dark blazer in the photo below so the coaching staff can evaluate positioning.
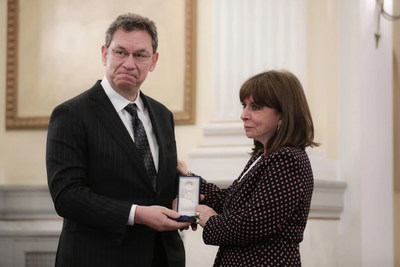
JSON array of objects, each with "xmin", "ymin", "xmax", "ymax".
[
  {"xmin": 201, "ymin": 146, "xmax": 313, "ymax": 266},
  {"xmin": 46, "ymin": 81, "xmax": 184, "ymax": 267}
]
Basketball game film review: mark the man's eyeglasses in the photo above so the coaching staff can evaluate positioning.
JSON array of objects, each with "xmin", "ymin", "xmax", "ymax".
[{"xmin": 110, "ymin": 48, "xmax": 152, "ymax": 63}]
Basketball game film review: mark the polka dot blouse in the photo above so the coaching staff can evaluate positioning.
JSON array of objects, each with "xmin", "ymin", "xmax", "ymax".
[{"xmin": 201, "ymin": 146, "xmax": 314, "ymax": 266}]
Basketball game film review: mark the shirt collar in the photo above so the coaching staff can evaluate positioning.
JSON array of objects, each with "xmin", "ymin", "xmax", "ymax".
[{"xmin": 101, "ymin": 76, "xmax": 145, "ymax": 112}]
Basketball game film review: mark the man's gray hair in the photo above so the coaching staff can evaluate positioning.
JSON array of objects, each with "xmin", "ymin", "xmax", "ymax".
[{"xmin": 105, "ymin": 13, "xmax": 158, "ymax": 53}]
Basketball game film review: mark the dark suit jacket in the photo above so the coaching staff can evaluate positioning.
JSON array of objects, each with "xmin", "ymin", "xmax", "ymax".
[
  {"xmin": 46, "ymin": 81, "xmax": 185, "ymax": 267},
  {"xmin": 200, "ymin": 147, "xmax": 313, "ymax": 266}
]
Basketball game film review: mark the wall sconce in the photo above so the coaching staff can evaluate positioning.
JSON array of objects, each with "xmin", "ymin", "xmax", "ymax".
[{"xmin": 375, "ymin": 0, "xmax": 400, "ymax": 48}]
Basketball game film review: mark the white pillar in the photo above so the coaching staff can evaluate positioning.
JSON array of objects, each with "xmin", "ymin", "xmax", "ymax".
[
  {"xmin": 185, "ymin": 1, "xmax": 308, "ymax": 267},
  {"xmin": 188, "ymin": 0, "xmax": 307, "ymax": 185},
  {"xmin": 338, "ymin": 0, "xmax": 394, "ymax": 266}
]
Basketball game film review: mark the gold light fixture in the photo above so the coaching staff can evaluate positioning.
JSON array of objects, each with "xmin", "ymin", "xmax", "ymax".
[{"xmin": 375, "ymin": 0, "xmax": 400, "ymax": 48}]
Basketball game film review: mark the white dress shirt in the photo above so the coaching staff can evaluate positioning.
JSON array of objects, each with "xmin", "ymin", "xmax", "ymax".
[
  {"xmin": 239, "ymin": 155, "xmax": 263, "ymax": 181},
  {"xmin": 101, "ymin": 77, "xmax": 159, "ymax": 226}
]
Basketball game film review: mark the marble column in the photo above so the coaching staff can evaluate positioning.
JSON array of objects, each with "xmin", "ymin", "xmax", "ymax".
[
  {"xmin": 188, "ymin": 0, "xmax": 307, "ymax": 185},
  {"xmin": 185, "ymin": 1, "xmax": 309, "ymax": 266}
]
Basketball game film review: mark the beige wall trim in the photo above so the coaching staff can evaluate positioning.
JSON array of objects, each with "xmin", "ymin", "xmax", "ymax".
[
  {"xmin": 207, "ymin": 179, "xmax": 347, "ymax": 220},
  {"xmin": 310, "ymin": 179, "xmax": 347, "ymax": 219},
  {"xmin": 0, "ymin": 180, "xmax": 346, "ymax": 221},
  {"xmin": 0, "ymin": 185, "xmax": 59, "ymax": 220}
]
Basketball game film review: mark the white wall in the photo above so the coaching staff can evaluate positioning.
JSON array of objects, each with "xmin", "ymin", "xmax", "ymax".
[
  {"xmin": 338, "ymin": 0, "xmax": 394, "ymax": 266},
  {"xmin": 0, "ymin": 0, "xmax": 396, "ymax": 266}
]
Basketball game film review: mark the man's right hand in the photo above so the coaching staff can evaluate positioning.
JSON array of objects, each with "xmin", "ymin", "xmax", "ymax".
[{"xmin": 134, "ymin": 205, "xmax": 190, "ymax": 231}]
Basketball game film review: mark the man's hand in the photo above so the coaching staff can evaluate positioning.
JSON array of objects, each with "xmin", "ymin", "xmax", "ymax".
[
  {"xmin": 172, "ymin": 197, "xmax": 178, "ymax": 211},
  {"xmin": 135, "ymin": 205, "xmax": 190, "ymax": 231}
]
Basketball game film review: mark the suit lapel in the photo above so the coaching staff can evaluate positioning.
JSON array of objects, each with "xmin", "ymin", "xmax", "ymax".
[{"xmin": 88, "ymin": 82, "xmax": 153, "ymax": 191}]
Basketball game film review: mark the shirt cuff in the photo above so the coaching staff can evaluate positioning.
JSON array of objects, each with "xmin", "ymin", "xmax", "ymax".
[{"xmin": 127, "ymin": 204, "xmax": 137, "ymax": 226}]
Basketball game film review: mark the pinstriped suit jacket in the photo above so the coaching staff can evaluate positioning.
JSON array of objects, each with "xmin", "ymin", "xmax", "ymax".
[{"xmin": 46, "ymin": 81, "xmax": 184, "ymax": 267}]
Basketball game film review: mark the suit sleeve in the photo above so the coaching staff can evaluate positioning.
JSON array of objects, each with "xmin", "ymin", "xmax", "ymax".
[
  {"xmin": 46, "ymin": 102, "xmax": 132, "ymax": 242},
  {"xmin": 202, "ymin": 149, "xmax": 307, "ymax": 246}
]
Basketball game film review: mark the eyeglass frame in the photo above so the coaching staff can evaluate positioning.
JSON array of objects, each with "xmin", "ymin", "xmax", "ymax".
[{"xmin": 108, "ymin": 47, "xmax": 153, "ymax": 63}]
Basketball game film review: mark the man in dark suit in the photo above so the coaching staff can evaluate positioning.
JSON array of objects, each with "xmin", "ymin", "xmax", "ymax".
[{"xmin": 46, "ymin": 13, "xmax": 190, "ymax": 267}]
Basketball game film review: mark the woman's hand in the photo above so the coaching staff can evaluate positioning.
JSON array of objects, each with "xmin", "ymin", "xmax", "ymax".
[
  {"xmin": 195, "ymin": 204, "xmax": 217, "ymax": 228},
  {"xmin": 177, "ymin": 160, "xmax": 189, "ymax": 176}
]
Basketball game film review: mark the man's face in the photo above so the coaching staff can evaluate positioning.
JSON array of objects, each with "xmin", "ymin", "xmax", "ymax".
[{"xmin": 101, "ymin": 28, "xmax": 158, "ymax": 101}]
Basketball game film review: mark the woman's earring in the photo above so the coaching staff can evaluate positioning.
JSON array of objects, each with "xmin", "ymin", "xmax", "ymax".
[{"xmin": 276, "ymin": 124, "xmax": 281, "ymax": 133}]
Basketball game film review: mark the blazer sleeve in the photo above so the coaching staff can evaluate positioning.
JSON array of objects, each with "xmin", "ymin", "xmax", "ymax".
[
  {"xmin": 199, "ymin": 154, "xmax": 261, "ymax": 213},
  {"xmin": 46, "ymin": 101, "xmax": 132, "ymax": 242},
  {"xmin": 202, "ymin": 148, "xmax": 311, "ymax": 246},
  {"xmin": 200, "ymin": 179, "xmax": 228, "ymax": 214}
]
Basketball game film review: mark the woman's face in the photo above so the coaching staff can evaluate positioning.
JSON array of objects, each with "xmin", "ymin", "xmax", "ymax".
[{"xmin": 240, "ymin": 96, "xmax": 281, "ymax": 146}]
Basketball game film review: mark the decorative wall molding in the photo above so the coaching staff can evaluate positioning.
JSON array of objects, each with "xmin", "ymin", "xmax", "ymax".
[
  {"xmin": 0, "ymin": 185, "xmax": 59, "ymax": 220},
  {"xmin": 0, "ymin": 180, "xmax": 345, "ymax": 266},
  {"xmin": 5, "ymin": 0, "xmax": 197, "ymax": 129},
  {"xmin": 0, "ymin": 185, "xmax": 61, "ymax": 267},
  {"xmin": 0, "ymin": 180, "xmax": 346, "ymax": 221},
  {"xmin": 211, "ymin": 179, "xmax": 346, "ymax": 220},
  {"xmin": 310, "ymin": 179, "xmax": 347, "ymax": 219}
]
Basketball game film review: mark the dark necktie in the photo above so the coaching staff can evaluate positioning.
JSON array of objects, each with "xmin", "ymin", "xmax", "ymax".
[{"xmin": 125, "ymin": 103, "xmax": 157, "ymax": 191}]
